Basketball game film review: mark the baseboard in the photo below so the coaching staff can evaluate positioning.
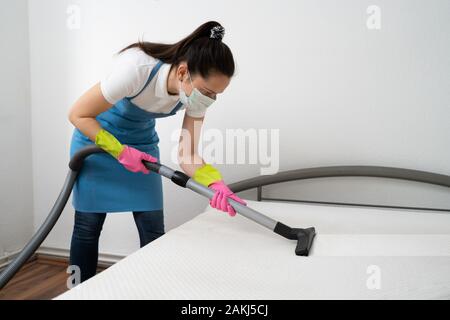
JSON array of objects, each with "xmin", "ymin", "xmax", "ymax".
[
  {"xmin": 0, "ymin": 247, "xmax": 124, "ymax": 271},
  {"xmin": 0, "ymin": 249, "xmax": 31, "ymax": 270},
  {"xmin": 36, "ymin": 247, "xmax": 125, "ymax": 268}
]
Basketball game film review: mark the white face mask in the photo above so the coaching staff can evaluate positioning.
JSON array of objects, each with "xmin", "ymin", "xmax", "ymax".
[{"xmin": 179, "ymin": 71, "xmax": 216, "ymax": 112}]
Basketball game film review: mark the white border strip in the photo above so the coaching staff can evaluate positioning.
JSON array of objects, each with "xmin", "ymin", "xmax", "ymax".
[{"xmin": 310, "ymin": 234, "xmax": 450, "ymax": 256}]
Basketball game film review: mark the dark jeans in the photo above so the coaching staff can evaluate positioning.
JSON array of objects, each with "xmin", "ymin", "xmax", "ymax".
[{"xmin": 69, "ymin": 210, "xmax": 165, "ymax": 283}]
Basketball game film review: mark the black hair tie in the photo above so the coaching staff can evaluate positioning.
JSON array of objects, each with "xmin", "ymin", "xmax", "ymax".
[{"xmin": 210, "ymin": 25, "xmax": 225, "ymax": 41}]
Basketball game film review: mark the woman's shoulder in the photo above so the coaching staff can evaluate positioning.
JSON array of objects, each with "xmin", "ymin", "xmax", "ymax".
[
  {"xmin": 114, "ymin": 47, "xmax": 158, "ymax": 70},
  {"xmin": 100, "ymin": 48, "xmax": 160, "ymax": 105}
]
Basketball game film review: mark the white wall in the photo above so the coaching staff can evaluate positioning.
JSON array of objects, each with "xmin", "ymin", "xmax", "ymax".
[
  {"xmin": 0, "ymin": 0, "xmax": 34, "ymax": 259},
  {"xmin": 25, "ymin": 0, "xmax": 450, "ymax": 257}
]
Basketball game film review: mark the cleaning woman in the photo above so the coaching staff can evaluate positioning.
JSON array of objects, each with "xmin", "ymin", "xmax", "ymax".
[{"xmin": 68, "ymin": 21, "xmax": 247, "ymax": 283}]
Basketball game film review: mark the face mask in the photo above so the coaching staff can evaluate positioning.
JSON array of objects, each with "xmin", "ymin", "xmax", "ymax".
[{"xmin": 179, "ymin": 71, "xmax": 216, "ymax": 111}]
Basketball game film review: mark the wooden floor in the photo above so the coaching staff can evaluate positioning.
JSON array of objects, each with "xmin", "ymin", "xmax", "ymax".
[{"xmin": 0, "ymin": 255, "xmax": 107, "ymax": 300}]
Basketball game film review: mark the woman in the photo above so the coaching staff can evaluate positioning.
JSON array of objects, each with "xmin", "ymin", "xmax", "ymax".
[{"xmin": 68, "ymin": 21, "xmax": 246, "ymax": 283}]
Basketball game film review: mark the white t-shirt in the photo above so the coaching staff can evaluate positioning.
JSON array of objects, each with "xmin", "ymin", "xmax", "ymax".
[{"xmin": 100, "ymin": 47, "xmax": 207, "ymax": 118}]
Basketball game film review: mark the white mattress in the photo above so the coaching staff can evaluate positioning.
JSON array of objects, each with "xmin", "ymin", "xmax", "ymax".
[{"xmin": 56, "ymin": 200, "xmax": 450, "ymax": 300}]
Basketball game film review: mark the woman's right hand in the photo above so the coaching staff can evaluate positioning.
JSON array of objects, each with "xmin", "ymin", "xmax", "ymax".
[
  {"xmin": 118, "ymin": 146, "xmax": 158, "ymax": 174},
  {"xmin": 94, "ymin": 128, "xmax": 158, "ymax": 174}
]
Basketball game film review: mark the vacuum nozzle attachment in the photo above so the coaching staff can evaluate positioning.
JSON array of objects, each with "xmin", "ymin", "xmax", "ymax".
[
  {"xmin": 292, "ymin": 227, "xmax": 316, "ymax": 256},
  {"xmin": 274, "ymin": 223, "xmax": 316, "ymax": 256}
]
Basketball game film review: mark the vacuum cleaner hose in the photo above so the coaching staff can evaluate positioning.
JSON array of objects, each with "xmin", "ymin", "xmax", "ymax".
[{"xmin": 0, "ymin": 145, "xmax": 105, "ymax": 290}]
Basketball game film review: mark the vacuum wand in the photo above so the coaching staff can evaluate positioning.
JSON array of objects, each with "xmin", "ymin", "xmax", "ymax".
[{"xmin": 143, "ymin": 160, "xmax": 316, "ymax": 256}]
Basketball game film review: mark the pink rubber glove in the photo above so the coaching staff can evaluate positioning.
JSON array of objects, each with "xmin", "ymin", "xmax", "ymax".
[
  {"xmin": 209, "ymin": 180, "xmax": 247, "ymax": 217},
  {"xmin": 118, "ymin": 146, "xmax": 158, "ymax": 174}
]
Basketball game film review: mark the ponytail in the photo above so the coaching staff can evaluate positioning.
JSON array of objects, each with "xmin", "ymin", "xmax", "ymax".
[{"xmin": 120, "ymin": 21, "xmax": 235, "ymax": 79}]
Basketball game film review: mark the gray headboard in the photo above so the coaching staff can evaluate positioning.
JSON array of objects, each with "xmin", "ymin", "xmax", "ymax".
[{"xmin": 229, "ymin": 166, "xmax": 450, "ymax": 213}]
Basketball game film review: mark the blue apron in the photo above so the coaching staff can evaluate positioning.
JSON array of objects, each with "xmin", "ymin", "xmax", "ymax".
[{"xmin": 70, "ymin": 60, "xmax": 184, "ymax": 213}]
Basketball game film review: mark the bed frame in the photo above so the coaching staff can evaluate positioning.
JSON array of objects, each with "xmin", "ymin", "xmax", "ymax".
[{"xmin": 229, "ymin": 165, "xmax": 450, "ymax": 213}]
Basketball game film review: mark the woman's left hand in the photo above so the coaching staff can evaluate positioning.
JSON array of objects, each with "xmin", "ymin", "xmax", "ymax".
[{"xmin": 209, "ymin": 180, "xmax": 247, "ymax": 217}]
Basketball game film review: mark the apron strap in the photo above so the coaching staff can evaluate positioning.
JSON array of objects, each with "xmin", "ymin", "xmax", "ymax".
[
  {"xmin": 127, "ymin": 60, "xmax": 164, "ymax": 100},
  {"xmin": 169, "ymin": 101, "xmax": 185, "ymax": 115}
]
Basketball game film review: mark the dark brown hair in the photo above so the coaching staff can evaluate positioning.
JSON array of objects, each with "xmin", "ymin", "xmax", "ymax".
[{"xmin": 120, "ymin": 21, "xmax": 235, "ymax": 80}]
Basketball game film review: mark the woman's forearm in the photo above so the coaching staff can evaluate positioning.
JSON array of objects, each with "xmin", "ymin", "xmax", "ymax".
[
  {"xmin": 178, "ymin": 153, "xmax": 206, "ymax": 177},
  {"xmin": 68, "ymin": 82, "xmax": 113, "ymax": 142},
  {"xmin": 70, "ymin": 117, "xmax": 103, "ymax": 143}
]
